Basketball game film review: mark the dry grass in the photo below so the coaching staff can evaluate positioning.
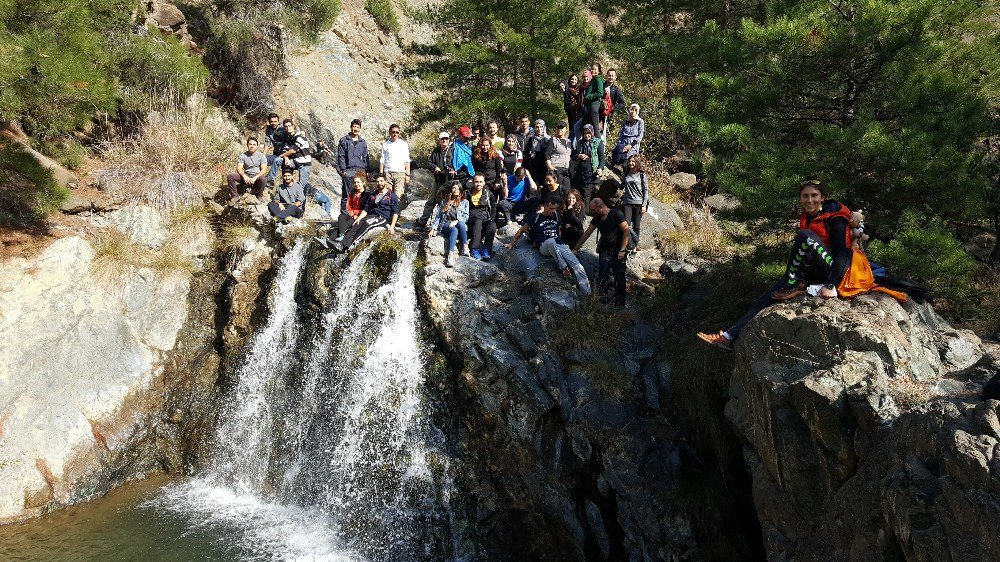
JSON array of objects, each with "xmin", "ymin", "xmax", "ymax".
[
  {"xmin": 149, "ymin": 244, "xmax": 198, "ymax": 285},
  {"xmin": 167, "ymin": 204, "xmax": 212, "ymax": 238},
  {"xmin": 657, "ymin": 203, "xmax": 734, "ymax": 260},
  {"xmin": 887, "ymin": 376, "xmax": 933, "ymax": 409},
  {"xmin": 97, "ymin": 95, "xmax": 237, "ymax": 210},
  {"xmin": 218, "ymin": 220, "xmax": 258, "ymax": 258},
  {"xmin": 583, "ymin": 359, "xmax": 639, "ymax": 403},
  {"xmin": 90, "ymin": 229, "xmax": 146, "ymax": 286}
]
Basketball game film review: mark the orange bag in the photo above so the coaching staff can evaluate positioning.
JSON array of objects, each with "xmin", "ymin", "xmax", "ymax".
[{"xmin": 837, "ymin": 249, "xmax": 908, "ymax": 302}]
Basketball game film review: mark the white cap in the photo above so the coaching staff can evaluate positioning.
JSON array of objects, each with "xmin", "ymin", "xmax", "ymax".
[{"xmin": 439, "ymin": 131, "xmax": 450, "ymax": 139}]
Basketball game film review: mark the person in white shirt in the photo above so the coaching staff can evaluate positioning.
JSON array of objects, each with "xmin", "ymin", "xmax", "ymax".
[{"xmin": 379, "ymin": 123, "xmax": 411, "ymax": 201}]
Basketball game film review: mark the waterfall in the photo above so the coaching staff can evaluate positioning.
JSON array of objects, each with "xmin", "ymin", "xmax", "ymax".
[{"xmin": 151, "ymin": 239, "xmax": 456, "ymax": 561}]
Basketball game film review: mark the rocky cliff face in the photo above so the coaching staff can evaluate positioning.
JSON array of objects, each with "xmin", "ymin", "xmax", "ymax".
[
  {"xmin": 417, "ymin": 232, "xmax": 699, "ymax": 560},
  {"xmin": 726, "ymin": 295, "xmax": 1000, "ymax": 560}
]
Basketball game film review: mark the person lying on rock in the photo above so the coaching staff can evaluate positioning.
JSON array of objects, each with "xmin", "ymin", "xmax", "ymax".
[
  {"xmin": 268, "ymin": 170, "xmax": 306, "ymax": 222},
  {"xmin": 573, "ymin": 197, "xmax": 629, "ymax": 307},
  {"xmin": 227, "ymin": 136, "xmax": 268, "ymax": 199},
  {"xmin": 316, "ymin": 175, "xmax": 398, "ymax": 253},
  {"xmin": 506, "ymin": 199, "xmax": 592, "ymax": 295},
  {"xmin": 697, "ymin": 177, "xmax": 854, "ymax": 351},
  {"xmin": 428, "ymin": 181, "xmax": 470, "ymax": 268},
  {"xmin": 332, "ymin": 173, "xmax": 370, "ymax": 242}
]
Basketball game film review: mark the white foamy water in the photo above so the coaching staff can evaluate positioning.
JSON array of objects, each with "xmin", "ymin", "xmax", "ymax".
[{"xmin": 150, "ymin": 240, "xmax": 455, "ymax": 561}]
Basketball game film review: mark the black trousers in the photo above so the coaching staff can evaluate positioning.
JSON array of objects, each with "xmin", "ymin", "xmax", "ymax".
[
  {"xmin": 336, "ymin": 211, "xmax": 357, "ymax": 237},
  {"xmin": 341, "ymin": 215, "xmax": 388, "ymax": 249},
  {"xmin": 623, "ymin": 204, "xmax": 643, "ymax": 238},
  {"xmin": 267, "ymin": 201, "xmax": 303, "ymax": 219},
  {"xmin": 727, "ymin": 229, "xmax": 832, "ymax": 339},
  {"xmin": 467, "ymin": 217, "xmax": 497, "ymax": 250},
  {"xmin": 597, "ymin": 251, "xmax": 627, "ymax": 306}
]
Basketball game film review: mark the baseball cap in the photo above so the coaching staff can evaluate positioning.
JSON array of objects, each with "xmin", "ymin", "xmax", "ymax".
[
  {"xmin": 439, "ymin": 131, "xmax": 450, "ymax": 139},
  {"xmin": 457, "ymin": 125, "xmax": 472, "ymax": 138}
]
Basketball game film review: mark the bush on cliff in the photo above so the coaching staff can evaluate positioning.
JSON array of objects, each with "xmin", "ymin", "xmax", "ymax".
[{"xmin": 365, "ymin": 0, "xmax": 400, "ymax": 35}]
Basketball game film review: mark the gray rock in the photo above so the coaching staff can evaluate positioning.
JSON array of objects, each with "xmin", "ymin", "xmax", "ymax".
[
  {"xmin": 704, "ymin": 193, "xmax": 739, "ymax": 211},
  {"xmin": 668, "ymin": 172, "xmax": 698, "ymax": 191}
]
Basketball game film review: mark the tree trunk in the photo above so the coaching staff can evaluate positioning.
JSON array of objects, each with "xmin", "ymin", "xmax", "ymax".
[{"xmin": 529, "ymin": 57, "xmax": 537, "ymax": 119}]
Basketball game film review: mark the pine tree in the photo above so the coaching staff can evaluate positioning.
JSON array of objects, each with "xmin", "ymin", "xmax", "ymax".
[{"xmin": 419, "ymin": 0, "xmax": 597, "ymax": 128}]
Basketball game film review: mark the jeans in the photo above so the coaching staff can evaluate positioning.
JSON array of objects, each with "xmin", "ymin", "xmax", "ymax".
[
  {"xmin": 440, "ymin": 222, "xmax": 468, "ymax": 255},
  {"xmin": 297, "ymin": 164, "xmax": 312, "ymax": 189},
  {"xmin": 313, "ymin": 188, "xmax": 331, "ymax": 215},
  {"xmin": 267, "ymin": 155, "xmax": 280, "ymax": 185},
  {"xmin": 539, "ymin": 238, "xmax": 591, "ymax": 295},
  {"xmin": 597, "ymin": 251, "xmax": 626, "ymax": 306}
]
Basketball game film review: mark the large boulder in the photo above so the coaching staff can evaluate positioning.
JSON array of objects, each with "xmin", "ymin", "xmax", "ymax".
[{"xmin": 726, "ymin": 294, "xmax": 1000, "ymax": 560}]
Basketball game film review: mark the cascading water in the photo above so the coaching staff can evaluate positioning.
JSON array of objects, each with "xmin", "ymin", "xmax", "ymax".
[{"xmin": 151, "ymin": 239, "xmax": 457, "ymax": 561}]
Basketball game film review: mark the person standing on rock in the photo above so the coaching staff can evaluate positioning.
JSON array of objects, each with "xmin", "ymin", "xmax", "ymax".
[
  {"xmin": 450, "ymin": 125, "xmax": 476, "ymax": 189},
  {"xmin": 428, "ymin": 182, "xmax": 470, "ymax": 268},
  {"xmin": 417, "ymin": 131, "xmax": 453, "ymax": 229},
  {"xmin": 499, "ymin": 134, "xmax": 523, "ymax": 176},
  {"xmin": 580, "ymin": 68, "xmax": 605, "ymax": 133},
  {"xmin": 263, "ymin": 113, "xmax": 287, "ymax": 188},
  {"xmin": 506, "ymin": 199, "xmax": 591, "ymax": 295},
  {"xmin": 571, "ymin": 124, "xmax": 606, "ymax": 205},
  {"xmin": 573, "ymin": 197, "xmax": 629, "ymax": 307},
  {"xmin": 318, "ymin": 175, "xmax": 399, "ymax": 253},
  {"xmin": 466, "ymin": 174, "xmax": 498, "ymax": 261},
  {"xmin": 559, "ymin": 75, "xmax": 582, "ymax": 140},
  {"xmin": 522, "ymin": 119, "xmax": 550, "ymax": 186},
  {"xmin": 336, "ymin": 118, "xmax": 370, "ymax": 213},
  {"xmin": 227, "ymin": 137, "xmax": 268, "ymax": 200},
  {"xmin": 379, "ymin": 123, "xmax": 411, "ymax": 202},
  {"xmin": 545, "ymin": 120, "xmax": 573, "ymax": 193},
  {"xmin": 602, "ymin": 68, "xmax": 626, "ymax": 142},
  {"xmin": 268, "ymin": 170, "xmax": 306, "ymax": 222},
  {"xmin": 277, "ymin": 119, "xmax": 313, "ymax": 188},
  {"xmin": 696, "ymin": 177, "xmax": 857, "ymax": 351},
  {"xmin": 513, "ymin": 114, "xmax": 533, "ymax": 150},
  {"xmin": 621, "ymin": 155, "xmax": 648, "ymax": 238}
]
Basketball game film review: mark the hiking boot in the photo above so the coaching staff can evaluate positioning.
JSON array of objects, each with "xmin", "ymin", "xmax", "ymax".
[
  {"xmin": 697, "ymin": 331, "xmax": 734, "ymax": 352},
  {"xmin": 562, "ymin": 267, "xmax": 571, "ymax": 278},
  {"xmin": 471, "ymin": 249, "xmax": 483, "ymax": 260},
  {"xmin": 445, "ymin": 254, "xmax": 455, "ymax": 268},
  {"xmin": 772, "ymin": 282, "xmax": 808, "ymax": 301},
  {"xmin": 314, "ymin": 237, "xmax": 329, "ymax": 249}
]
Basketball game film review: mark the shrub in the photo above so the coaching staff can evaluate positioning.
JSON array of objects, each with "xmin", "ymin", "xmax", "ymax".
[
  {"xmin": 0, "ymin": 139, "xmax": 68, "ymax": 225},
  {"xmin": 90, "ymin": 228, "xmax": 146, "ymax": 285},
  {"xmin": 298, "ymin": 0, "xmax": 341, "ymax": 40},
  {"xmin": 868, "ymin": 213, "xmax": 979, "ymax": 318},
  {"xmin": 656, "ymin": 204, "xmax": 733, "ymax": 260},
  {"xmin": 97, "ymin": 97, "xmax": 236, "ymax": 210},
  {"xmin": 37, "ymin": 137, "xmax": 87, "ymax": 170},
  {"xmin": 110, "ymin": 31, "xmax": 208, "ymax": 113},
  {"xmin": 365, "ymin": 0, "xmax": 400, "ymax": 35}
]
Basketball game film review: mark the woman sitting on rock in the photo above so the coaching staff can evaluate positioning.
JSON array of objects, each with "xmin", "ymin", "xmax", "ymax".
[
  {"xmin": 428, "ymin": 182, "xmax": 470, "ymax": 268},
  {"xmin": 334, "ymin": 173, "xmax": 369, "ymax": 240},
  {"xmin": 697, "ymin": 177, "xmax": 856, "ymax": 351},
  {"xmin": 466, "ymin": 174, "xmax": 498, "ymax": 261}
]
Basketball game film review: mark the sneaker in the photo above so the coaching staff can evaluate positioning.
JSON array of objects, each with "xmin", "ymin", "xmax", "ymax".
[
  {"xmin": 459, "ymin": 246, "xmax": 470, "ymax": 257},
  {"xmin": 697, "ymin": 331, "xmax": 734, "ymax": 352},
  {"xmin": 772, "ymin": 282, "xmax": 807, "ymax": 301},
  {"xmin": 471, "ymin": 249, "xmax": 483, "ymax": 260},
  {"xmin": 314, "ymin": 237, "xmax": 329, "ymax": 249},
  {"xmin": 481, "ymin": 248, "xmax": 492, "ymax": 261},
  {"xmin": 282, "ymin": 217, "xmax": 293, "ymax": 224},
  {"xmin": 562, "ymin": 267, "xmax": 571, "ymax": 278},
  {"xmin": 334, "ymin": 235, "xmax": 344, "ymax": 243},
  {"xmin": 331, "ymin": 241, "xmax": 345, "ymax": 253},
  {"xmin": 445, "ymin": 254, "xmax": 455, "ymax": 268}
]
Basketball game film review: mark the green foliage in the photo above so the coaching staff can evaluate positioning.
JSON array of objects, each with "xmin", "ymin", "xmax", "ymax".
[
  {"xmin": 111, "ymin": 31, "xmax": 208, "ymax": 112},
  {"xmin": 553, "ymin": 300, "xmax": 627, "ymax": 353},
  {"xmin": 37, "ymin": 137, "xmax": 87, "ymax": 170},
  {"xmin": 0, "ymin": 139, "xmax": 68, "ymax": 225},
  {"xmin": 416, "ymin": 0, "xmax": 596, "ymax": 127},
  {"xmin": 869, "ymin": 213, "xmax": 980, "ymax": 317},
  {"xmin": 365, "ymin": 0, "xmax": 400, "ymax": 35},
  {"xmin": 300, "ymin": 0, "xmax": 342, "ymax": 40}
]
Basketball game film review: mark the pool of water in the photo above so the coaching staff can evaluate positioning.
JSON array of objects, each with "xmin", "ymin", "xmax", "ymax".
[{"xmin": 0, "ymin": 477, "xmax": 247, "ymax": 562}]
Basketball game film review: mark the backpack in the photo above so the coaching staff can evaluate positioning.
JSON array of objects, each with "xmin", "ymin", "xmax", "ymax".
[{"xmin": 600, "ymin": 87, "xmax": 614, "ymax": 118}]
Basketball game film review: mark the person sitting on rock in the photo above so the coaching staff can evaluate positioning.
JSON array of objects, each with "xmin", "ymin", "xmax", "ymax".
[
  {"xmin": 537, "ymin": 170, "xmax": 568, "ymax": 211},
  {"xmin": 263, "ymin": 113, "xmax": 287, "ymax": 188},
  {"xmin": 268, "ymin": 170, "xmax": 305, "ymax": 222},
  {"xmin": 696, "ymin": 177, "xmax": 856, "ymax": 351},
  {"xmin": 472, "ymin": 137, "xmax": 504, "ymax": 196},
  {"xmin": 504, "ymin": 166, "xmax": 538, "ymax": 219},
  {"xmin": 573, "ymin": 197, "xmax": 629, "ymax": 307},
  {"xmin": 318, "ymin": 175, "xmax": 399, "ymax": 253},
  {"xmin": 506, "ymin": 199, "xmax": 591, "ymax": 295},
  {"xmin": 227, "ymin": 137, "xmax": 268, "ymax": 200},
  {"xmin": 428, "ymin": 181, "xmax": 470, "ymax": 268},
  {"xmin": 466, "ymin": 174, "xmax": 498, "ymax": 261},
  {"xmin": 560, "ymin": 189, "xmax": 587, "ymax": 249},
  {"xmin": 612, "ymin": 104, "xmax": 644, "ymax": 167},
  {"xmin": 333, "ymin": 172, "xmax": 370, "ymax": 241}
]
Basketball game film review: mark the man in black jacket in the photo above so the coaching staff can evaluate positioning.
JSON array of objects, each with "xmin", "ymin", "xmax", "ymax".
[
  {"xmin": 417, "ymin": 131, "xmax": 452, "ymax": 228},
  {"xmin": 571, "ymin": 124, "xmax": 606, "ymax": 204}
]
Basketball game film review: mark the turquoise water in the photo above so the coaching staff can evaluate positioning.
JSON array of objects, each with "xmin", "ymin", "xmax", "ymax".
[{"xmin": 0, "ymin": 477, "xmax": 244, "ymax": 562}]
